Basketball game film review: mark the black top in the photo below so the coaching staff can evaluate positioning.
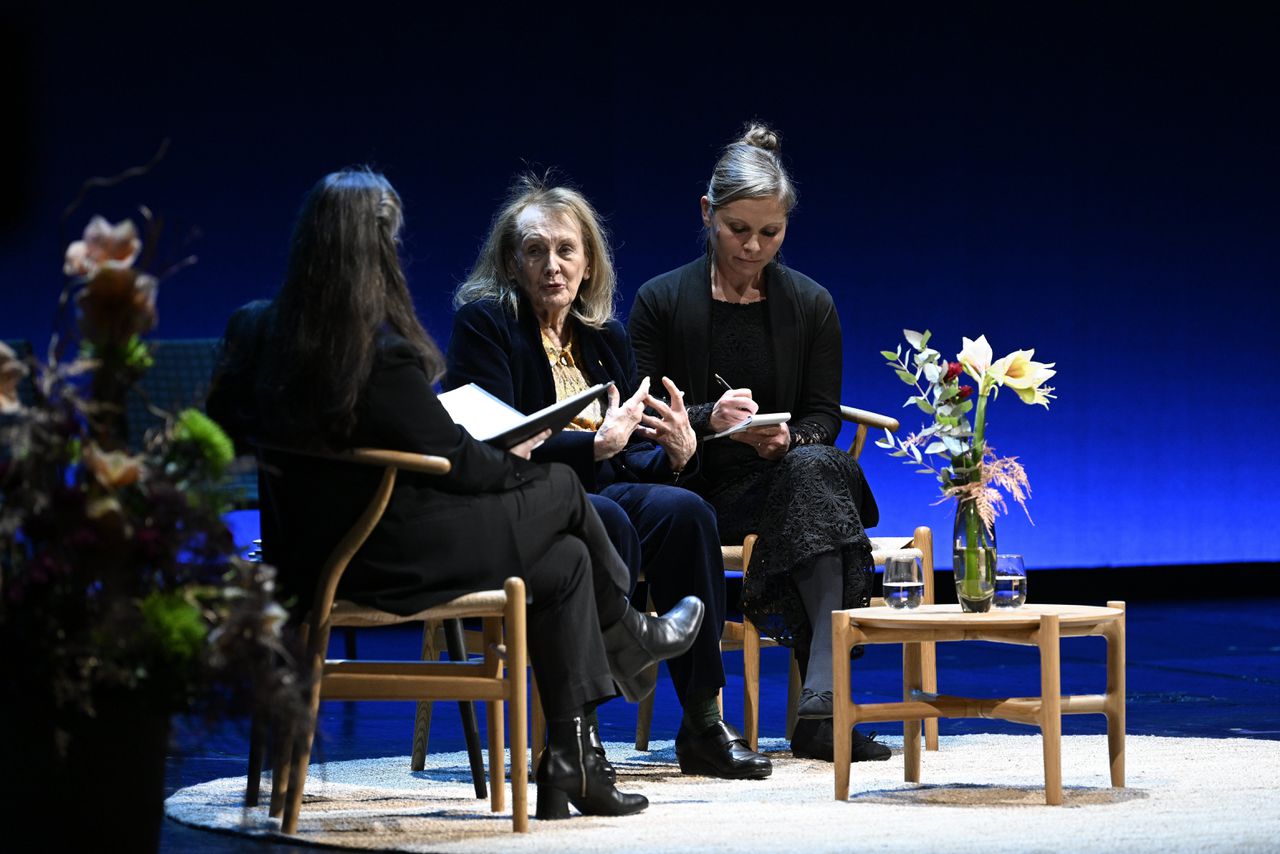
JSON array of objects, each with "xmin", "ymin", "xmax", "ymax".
[
  {"xmin": 703, "ymin": 300, "xmax": 776, "ymax": 488},
  {"xmin": 445, "ymin": 293, "xmax": 686, "ymax": 492},
  {"xmin": 206, "ymin": 300, "xmax": 546, "ymax": 616}
]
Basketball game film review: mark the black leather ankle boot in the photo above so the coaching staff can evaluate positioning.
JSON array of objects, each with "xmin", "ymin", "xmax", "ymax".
[
  {"xmin": 535, "ymin": 717, "xmax": 647, "ymax": 820},
  {"xmin": 602, "ymin": 596, "xmax": 705, "ymax": 702}
]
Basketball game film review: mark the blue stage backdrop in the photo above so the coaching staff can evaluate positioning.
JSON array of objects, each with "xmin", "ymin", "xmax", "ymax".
[{"xmin": 2, "ymin": 7, "xmax": 1275, "ymax": 570}]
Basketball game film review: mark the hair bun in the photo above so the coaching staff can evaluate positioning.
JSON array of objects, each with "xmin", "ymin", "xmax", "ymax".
[{"xmin": 741, "ymin": 123, "xmax": 781, "ymax": 152}]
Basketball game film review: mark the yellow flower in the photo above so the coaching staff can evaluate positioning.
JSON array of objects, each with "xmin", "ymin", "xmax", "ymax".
[
  {"xmin": 991, "ymin": 349, "xmax": 1056, "ymax": 407},
  {"xmin": 956, "ymin": 335, "xmax": 993, "ymax": 381}
]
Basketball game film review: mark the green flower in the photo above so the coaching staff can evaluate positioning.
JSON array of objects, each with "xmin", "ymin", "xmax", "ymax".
[
  {"xmin": 140, "ymin": 590, "xmax": 208, "ymax": 668},
  {"xmin": 173, "ymin": 408, "xmax": 235, "ymax": 476}
]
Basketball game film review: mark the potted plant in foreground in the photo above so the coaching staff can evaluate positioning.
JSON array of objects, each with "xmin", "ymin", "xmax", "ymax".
[
  {"xmin": 0, "ymin": 203, "xmax": 299, "ymax": 850},
  {"xmin": 878, "ymin": 330, "xmax": 1056, "ymax": 611}
]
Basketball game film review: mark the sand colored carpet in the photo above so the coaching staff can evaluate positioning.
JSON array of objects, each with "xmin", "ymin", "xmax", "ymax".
[{"xmin": 166, "ymin": 734, "xmax": 1278, "ymax": 853}]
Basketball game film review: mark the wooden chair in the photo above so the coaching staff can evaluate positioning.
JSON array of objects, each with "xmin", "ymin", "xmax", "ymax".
[
  {"xmin": 634, "ymin": 404, "xmax": 940, "ymax": 753},
  {"xmin": 247, "ymin": 445, "xmax": 529, "ymax": 834}
]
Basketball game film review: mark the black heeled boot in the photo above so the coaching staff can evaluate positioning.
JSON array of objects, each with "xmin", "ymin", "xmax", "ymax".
[
  {"xmin": 535, "ymin": 717, "xmax": 647, "ymax": 820},
  {"xmin": 603, "ymin": 596, "xmax": 705, "ymax": 702}
]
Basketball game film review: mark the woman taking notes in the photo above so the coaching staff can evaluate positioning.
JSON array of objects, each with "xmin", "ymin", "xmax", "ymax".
[{"xmin": 629, "ymin": 125, "xmax": 889, "ymax": 763}]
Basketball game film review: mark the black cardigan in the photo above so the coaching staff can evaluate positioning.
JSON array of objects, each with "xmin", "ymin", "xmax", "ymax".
[
  {"xmin": 445, "ymin": 292, "xmax": 683, "ymax": 492},
  {"xmin": 629, "ymin": 257, "xmax": 844, "ymax": 445},
  {"xmin": 207, "ymin": 300, "xmax": 545, "ymax": 615}
]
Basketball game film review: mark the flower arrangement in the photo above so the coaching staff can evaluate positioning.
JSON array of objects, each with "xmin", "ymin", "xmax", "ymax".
[
  {"xmin": 877, "ymin": 330, "xmax": 1056, "ymax": 610},
  {"xmin": 0, "ymin": 207, "xmax": 297, "ymax": 745}
]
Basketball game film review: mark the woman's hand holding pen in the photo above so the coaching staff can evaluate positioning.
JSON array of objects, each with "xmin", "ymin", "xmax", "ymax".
[{"xmin": 709, "ymin": 373, "xmax": 758, "ymax": 433}]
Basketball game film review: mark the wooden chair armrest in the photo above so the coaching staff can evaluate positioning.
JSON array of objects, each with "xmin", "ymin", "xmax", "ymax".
[
  {"xmin": 840, "ymin": 405, "xmax": 900, "ymax": 433},
  {"xmin": 254, "ymin": 441, "xmax": 451, "ymax": 476},
  {"xmin": 345, "ymin": 448, "xmax": 451, "ymax": 476}
]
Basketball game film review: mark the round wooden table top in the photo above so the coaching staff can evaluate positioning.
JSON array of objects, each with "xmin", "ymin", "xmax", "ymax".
[{"xmin": 843, "ymin": 603, "xmax": 1123, "ymax": 628}]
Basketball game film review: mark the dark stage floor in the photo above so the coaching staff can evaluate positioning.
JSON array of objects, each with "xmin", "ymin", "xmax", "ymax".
[{"xmin": 161, "ymin": 594, "xmax": 1280, "ymax": 852}]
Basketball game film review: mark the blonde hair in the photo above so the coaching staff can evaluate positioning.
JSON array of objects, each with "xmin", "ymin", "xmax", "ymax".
[
  {"xmin": 706, "ymin": 122, "xmax": 798, "ymax": 212},
  {"xmin": 454, "ymin": 174, "xmax": 617, "ymax": 328}
]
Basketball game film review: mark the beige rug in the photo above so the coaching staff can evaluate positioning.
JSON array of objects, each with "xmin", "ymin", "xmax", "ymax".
[{"xmin": 165, "ymin": 734, "xmax": 1279, "ymax": 853}]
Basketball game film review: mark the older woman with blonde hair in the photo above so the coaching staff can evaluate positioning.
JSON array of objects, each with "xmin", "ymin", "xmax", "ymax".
[{"xmin": 447, "ymin": 174, "xmax": 772, "ymax": 780}]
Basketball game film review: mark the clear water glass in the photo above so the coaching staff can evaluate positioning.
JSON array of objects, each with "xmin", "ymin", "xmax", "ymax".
[
  {"xmin": 883, "ymin": 554, "xmax": 924, "ymax": 609},
  {"xmin": 994, "ymin": 554, "xmax": 1028, "ymax": 608}
]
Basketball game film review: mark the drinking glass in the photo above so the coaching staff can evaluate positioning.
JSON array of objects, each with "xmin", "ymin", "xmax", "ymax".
[
  {"xmin": 883, "ymin": 555, "xmax": 924, "ymax": 609},
  {"xmin": 994, "ymin": 554, "xmax": 1028, "ymax": 608}
]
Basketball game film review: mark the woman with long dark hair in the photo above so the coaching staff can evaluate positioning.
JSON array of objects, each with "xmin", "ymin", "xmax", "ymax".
[{"xmin": 207, "ymin": 168, "xmax": 704, "ymax": 820}]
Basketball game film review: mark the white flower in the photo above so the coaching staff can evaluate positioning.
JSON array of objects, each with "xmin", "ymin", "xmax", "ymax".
[{"xmin": 957, "ymin": 335, "xmax": 993, "ymax": 382}]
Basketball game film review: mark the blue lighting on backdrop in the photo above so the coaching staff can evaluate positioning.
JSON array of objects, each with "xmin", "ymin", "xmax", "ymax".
[{"xmin": 1, "ymin": 7, "xmax": 1275, "ymax": 570}]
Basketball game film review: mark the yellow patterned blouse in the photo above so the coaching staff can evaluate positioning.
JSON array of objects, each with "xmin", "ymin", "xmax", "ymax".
[{"xmin": 540, "ymin": 328, "xmax": 604, "ymax": 431}]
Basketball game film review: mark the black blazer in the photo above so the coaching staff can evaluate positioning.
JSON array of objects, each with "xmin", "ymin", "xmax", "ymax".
[
  {"xmin": 629, "ymin": 257, "xmax": 844, "ymax": 444},
  {"xmin": 207, "ymin": 300, "xmax": 546, "ymax": 616},
  {"xmin": 445, "ymin": 293, "xmax": 683, "ymax": 492}
]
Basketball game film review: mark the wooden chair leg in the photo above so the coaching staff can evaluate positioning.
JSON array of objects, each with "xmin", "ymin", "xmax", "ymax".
[
  {"xmin": 785, "ymin": 652, "xmax": 800, "ymax": 740},
  {"xmin": 245, "ymin": 710, "xmax": 266, "ymax": 807},
  {"xmin": 268, "ymin": 717, "xmax": 293, "ymax": 818},
  {"xmin": 504, "ymin": 579, "xmax": 529, "ymax": 832},
  {"xmin": 1105, "ymin": 601, "xmax": 1127, "ymax": 788},
  {"xmin": 281, "ymin": 656, "xmax": 325, "ymax": 834},
  {"xmin": 742, "ymin": 615, "xmax": 762, "ymax": 750},
  {"xmin": 833, "ymin": 611, "xmax": 853, "ymax": 800},
  {"xmin": 634, "ymin": 664, "xmax": 657, "ymax": 750},
  {"xmin": 411, "ymin": 620, "xmax": 442, "ymax": 771},
  {"xmin": 483, "ymin": 615, "xmax": 505, "ymax": 813}
]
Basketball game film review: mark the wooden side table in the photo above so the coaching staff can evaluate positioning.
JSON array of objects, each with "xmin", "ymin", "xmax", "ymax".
[{"xmin": 832, "ymin": 602, "xmax": 1126, "ymax": 805}]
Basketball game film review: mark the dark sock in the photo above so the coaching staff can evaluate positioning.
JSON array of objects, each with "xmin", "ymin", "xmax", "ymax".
[
  {"xmin": 791, "ymin": 550, "xmax": 842, "ymax": 694},
  {"xmin": 681, "ymin": 694, "xmax": 721, "ymax": 732}
]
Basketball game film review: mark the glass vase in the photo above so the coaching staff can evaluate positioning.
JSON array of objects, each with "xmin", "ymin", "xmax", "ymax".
[{"xmin": 952, "ymin": 496, "xmax": 996, "ymax": 612}]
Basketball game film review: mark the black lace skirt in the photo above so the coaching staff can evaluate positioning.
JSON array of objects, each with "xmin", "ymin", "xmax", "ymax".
[{"xmin": 705, "ymin": 444, "xmax": 878, "ymax": 651}]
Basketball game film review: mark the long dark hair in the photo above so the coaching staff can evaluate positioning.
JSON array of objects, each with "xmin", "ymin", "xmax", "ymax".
[{"xmin": 263, "ymin": 168, "xmax": 444, "ymax": 442}]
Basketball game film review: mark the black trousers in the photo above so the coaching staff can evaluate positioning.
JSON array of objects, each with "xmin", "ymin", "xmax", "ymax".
[
  {"xmin": 496, "ymin": 464, "xmax": 632, "ymax": 719},
  {"xmin": 598, "ymin": 482, "xmax": 727, "ymax": 708}
]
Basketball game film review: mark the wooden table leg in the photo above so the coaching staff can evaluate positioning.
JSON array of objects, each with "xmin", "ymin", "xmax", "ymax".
[
  {"xmin": 903, "ymin": 640, "xmax": 923, "ymax": 784},
  {"xmin": 1105, "ymin": 601, "xmax": 1127, "ymax": 788},
  {"xmin": 833, "ymin": 611, "xmax": 853, "ymax": 800},
  {"xmin": 1038, "ymin": 613, "xmax": 1062, "ymax": 805}
]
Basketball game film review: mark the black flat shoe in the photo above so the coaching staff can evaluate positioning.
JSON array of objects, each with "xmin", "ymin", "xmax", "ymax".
[
  {"xmin": 675, "ymin": 719, "xmax": 772, "ymax": 780},
  {"xmin": 790, "ymin": 718, "xmax": 892, "ymax": 763},
  {"xmin": 796, "ymin": 689, "xmax": 834, "ymax": 719}
]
